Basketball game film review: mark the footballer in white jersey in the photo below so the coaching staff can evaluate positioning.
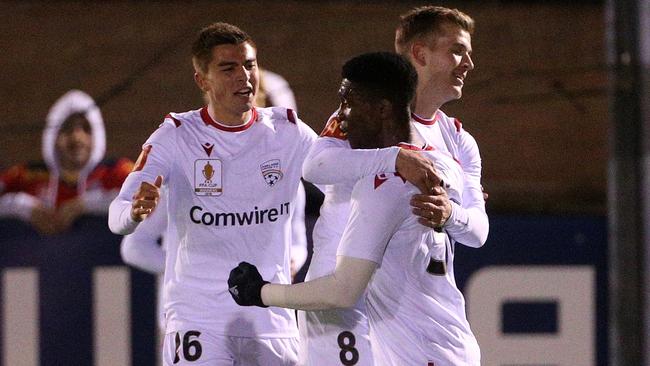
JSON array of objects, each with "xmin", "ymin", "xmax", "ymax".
[
  {"xmin": 298, "ymin": 109, "xmax": 486, "ymax": 365},
  {"xmin": 337, "ymin": 144, "xmax": 480, "ymax": 366},
  {"xmin": 110, "ymin": 105, "xmax": 316, "ymax": 363}
]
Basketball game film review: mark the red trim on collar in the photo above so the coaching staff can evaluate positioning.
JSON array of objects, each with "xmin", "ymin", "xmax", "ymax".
[
  {"xmin": 410, "ymin": 111, "xmax": 439, "ymax": 125},
  {"xmin": 397, "ymin": 142, "xmax": 433, "ymax": 151},
  {"xmin": 200, "ymin": 107, "xmax": 257, "ymax": 132}
]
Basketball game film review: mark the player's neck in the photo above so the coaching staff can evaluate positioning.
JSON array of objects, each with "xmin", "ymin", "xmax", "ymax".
[
  {"xmin": 383, "ymin": 115, "xmax": 411, "ymax": 147},
  {"xmin": 207, "ymin": 105, "xmax": 252, "ymax": 127},
  {"xmin": 412, "ymin": 93, "xmax": 442, "ymax": 120},
  {"xmin": 409, "ymin": 125, "xmax": 426, "ymax": 148}
]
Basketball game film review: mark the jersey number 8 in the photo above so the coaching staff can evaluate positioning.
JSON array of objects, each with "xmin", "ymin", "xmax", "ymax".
[{"xmin": 337, "ymin": 331, "xmax": 359, "ymax": 365}]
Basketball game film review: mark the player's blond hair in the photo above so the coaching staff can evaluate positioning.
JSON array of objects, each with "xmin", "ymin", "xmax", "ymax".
[
  {"xmin": 192, "ymin": 22, "xmax": 256, "ymax": 73},
  {"xmin": 395, "ymin": 6, "xmax": 474, "ymax": 57}
]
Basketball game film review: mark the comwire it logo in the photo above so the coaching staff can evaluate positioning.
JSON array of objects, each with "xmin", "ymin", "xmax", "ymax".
[{"xmin": 189, "ymin": 202, "xmax": 291, "ymax": 227}]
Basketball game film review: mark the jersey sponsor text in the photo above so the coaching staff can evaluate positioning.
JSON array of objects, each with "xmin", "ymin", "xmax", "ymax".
[{"xmin": 189, "ymin": 202, "xmax": 291, "ymax": 227}]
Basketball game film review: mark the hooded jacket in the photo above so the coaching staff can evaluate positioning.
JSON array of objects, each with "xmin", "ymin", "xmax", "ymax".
[{"xmin": 0, "ymin": 90, "xmax": 132, "ymax": 221}]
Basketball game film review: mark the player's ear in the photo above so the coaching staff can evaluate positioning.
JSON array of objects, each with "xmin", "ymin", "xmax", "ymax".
[
  {"xmin": 194, "ymin": 72, "xmax": 208, "ymax": 92},
  {"xmin": 411, "ymin": 42, "xmax": 427, "ymax": 67}
]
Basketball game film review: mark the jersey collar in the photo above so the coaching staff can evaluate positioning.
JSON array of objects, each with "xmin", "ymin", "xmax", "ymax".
[
  {"xmin": 397, "ymin": 142, "xmax": 434, "ymax": 151},
  {"xmin": 200, "ymin": 107, "xmax": 258, "ymax": 132},
  {"xmin": 410, "ymin": 111, "xmax": 440, "ymax": 125}
]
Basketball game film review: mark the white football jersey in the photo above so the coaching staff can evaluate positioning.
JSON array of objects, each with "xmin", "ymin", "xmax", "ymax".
[
  {"xmin": 112, "ymin": 106, "xmax": 316, "ymax": 338},
  {"xmin": 300, "ymin": 110, "xmax": 486, "ymax": 365},
  {"xmin": 337, "ymin": 146, "xmax": 480, "ymax": 366}
]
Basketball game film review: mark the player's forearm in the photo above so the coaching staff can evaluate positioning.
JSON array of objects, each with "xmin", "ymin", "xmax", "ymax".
[
  {"xmin": 108, "ymin": 198, "xmax": 139, "ymax": 235},
  {"xmin": 303, "ymin": 138, "xmax": 400, "ymax": 185},
  {"xmin": 445, "ymin": 201, "xmax": 489, "ymax": 248},
  {"xmin": 108, "ymin": 173, "xmax": 144, "ymax": 235},
  {"xmin": 261, "ymin": 273, "xmax": 361, "ymax": 310}
]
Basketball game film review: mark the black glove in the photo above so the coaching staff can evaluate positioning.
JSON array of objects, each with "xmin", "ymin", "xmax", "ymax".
[{"xmin": 228, "ymin": 262, "xmax": 269, "ymax": 307}]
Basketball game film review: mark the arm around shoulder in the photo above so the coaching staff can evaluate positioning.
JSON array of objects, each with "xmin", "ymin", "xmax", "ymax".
[{"xmin": 302, "ymin": 136, "xmax": 400, "ymax": 185}]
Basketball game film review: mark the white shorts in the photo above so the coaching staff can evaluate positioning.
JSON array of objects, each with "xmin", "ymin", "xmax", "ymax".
[
  {"xmin": 162, "ymin": 330, "xmax": 298, "ymax": 366},
  {"xmin": 297, "ymin": 304, "xmax": 373, "ymax": 366}
]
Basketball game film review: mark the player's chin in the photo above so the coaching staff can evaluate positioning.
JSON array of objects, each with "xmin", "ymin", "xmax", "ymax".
[
  {"xmin": 234, "ymin": 100, "xmax": 254, "ymax": 114},
  {"xmin": 448, "ymin": 86, "xmax": 463, "ymax": 101}
]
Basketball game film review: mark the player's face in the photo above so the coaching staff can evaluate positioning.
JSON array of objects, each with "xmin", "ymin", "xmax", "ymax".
[
  {"xmin": 337, "ymin": 79, "xmax": 381, "ymax": 149},
  {"xmin": 196, "ymin": 42, "xmax": 258, "ymax": 123},
  {"xmin": 55, "ymin": 114, "xmax": 92, "ymax": 171},
  {"xmin": 418, "ymin": 23, "xmax": 474, "ymax": 105}
]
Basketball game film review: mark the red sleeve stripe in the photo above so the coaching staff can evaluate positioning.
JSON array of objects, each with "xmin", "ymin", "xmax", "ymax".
[
  {"xmin": 287, "ymin": 109, "xmax": 296, "ymax": 124},
  {"xmin": 454, "ymin": 118, "xmax": 462, "ymax": 133},
  {"xmin": 165, "ymin": 114, "xmax": 182, "ymax": 127}
]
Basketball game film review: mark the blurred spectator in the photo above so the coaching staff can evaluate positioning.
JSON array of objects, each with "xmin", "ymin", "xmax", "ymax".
[{"xmin": 0, "ymin": 90, "xmax": 132, "ymax": 234}]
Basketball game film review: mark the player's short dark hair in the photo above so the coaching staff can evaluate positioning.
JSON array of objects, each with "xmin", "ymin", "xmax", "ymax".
[
  {"xmin": 395, "ymin": 6, "xmax": 474, "ymax": 56},
  {"xmin": 341, "ymin": 52, "xmax": 417, "ymax": 109},
  {"xmin": 192, "ymin": 22, "xmax": 255, "ymax": 73}
]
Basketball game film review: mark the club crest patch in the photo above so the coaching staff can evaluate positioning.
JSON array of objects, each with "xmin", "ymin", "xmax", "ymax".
[
  {"xmin": 260, "ymin": 159, "xmax": 283, "ymax": 187},
  {"xmin": 194, "ymin": 159, "xmax": 223, "ymax": 196}
]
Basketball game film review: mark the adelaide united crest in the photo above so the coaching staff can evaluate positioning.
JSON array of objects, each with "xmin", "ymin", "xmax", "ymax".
[{"xmin": 260, "ymin": 159, "xmax": 283, "ymax": 187}]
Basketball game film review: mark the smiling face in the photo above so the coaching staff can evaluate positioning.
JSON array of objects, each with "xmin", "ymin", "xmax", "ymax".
[
  {"xmin": 194, "ymin": 42, "xmax": 258, "ymax": 125},
  {"xmin": 55, "ymin": 113, "xmax": 92, "ymax": 171},
  {"xmin": 414, "ymin": 22, "xmax": 474, "ymax": 108}
]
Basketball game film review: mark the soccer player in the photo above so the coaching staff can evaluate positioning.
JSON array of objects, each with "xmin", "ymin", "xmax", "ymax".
[
  {"xmin": 229, "ymin": 51, "xmax": 481, "ymax": 365},
  {"xmin": 119, "ymin": 68, "xmax": 311, "ymax": 336},
  {"xmin": 108, "ymin": 22, "xmax": 318, "ymax": 365},
  {"xmin": 297, "ymin": 6, "xmax": 489, "ymax": 364}
]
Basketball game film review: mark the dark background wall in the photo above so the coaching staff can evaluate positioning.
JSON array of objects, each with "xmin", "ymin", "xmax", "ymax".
[{"xmin": 0, "ymin": 1, "xmax": 607, "ymax": 214}]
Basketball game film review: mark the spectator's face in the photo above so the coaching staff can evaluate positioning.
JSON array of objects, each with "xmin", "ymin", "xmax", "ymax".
[
  {"xmin": 337, "ymin": 79, "xmax": 381, "ymax": 149},
  {"xmin": 418, "ymin": 23, "xmax": 474, "ymax": 104},
  {"xmin": 196, "ymin": 42, "xmax": 258, "ymax": 121},
  {"xmin": 55, "ymin": 114, "xmax": 92, "ymax": 171}
]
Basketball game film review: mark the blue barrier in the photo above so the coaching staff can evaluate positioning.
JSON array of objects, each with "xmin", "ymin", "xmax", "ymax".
[{"xmin": 0, "ymin": 214, "xmax": 607, "ymax": 365}]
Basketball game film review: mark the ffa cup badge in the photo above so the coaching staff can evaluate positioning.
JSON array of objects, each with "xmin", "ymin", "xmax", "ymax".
[
  {"xmin": 194, "ymin": 159, "xmax": 223, "ymax": 196},
  {"xmin": 260, "ymin": 159, "xmax": 283, "ymax": 187}
]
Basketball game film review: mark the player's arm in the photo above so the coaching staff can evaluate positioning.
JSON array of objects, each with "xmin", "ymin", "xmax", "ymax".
[
  {"xmin": 302, "ymin": 115, "xmax": 440, "ymax": 192},
  {"xmin": 289, "ymin": 181, "xmax": 308, "ymax": 280},
  {"xmin": 120, "ymin": 194, "xmax": 167, "ymax": 274},
  {"xmin": 228, "ymin": 175, "xmax": 406, "ymax": 310},
  {"xmin": 108, "ymin": 121, "xmax": 174, "ymax": 235},
  {"xmin": 262, "ymin": 256, "xmax": 375, "ymax": 310},
  {"xmin": 412, "ymin": 132, "xmax": 488, "ymax": 247}
]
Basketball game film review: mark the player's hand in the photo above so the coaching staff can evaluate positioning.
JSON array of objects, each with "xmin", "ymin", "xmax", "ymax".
[
  {"xmin": 131, "ymin": 175, "xmax": 163, "ymax": 222},
  {"xmin": 410, "ymin": 186, "xmax": 452, "ymax": 230},
  {"xmin": 395, "ymin": 149, "xmax": 443, "ymax": 194},
  {"xmin": 30, "ymin": 203, "xmax": 59, "ymax": 235},
  {"xmin": 228, "ymin": 262, "xmax": 269, "ymax": 307}
]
